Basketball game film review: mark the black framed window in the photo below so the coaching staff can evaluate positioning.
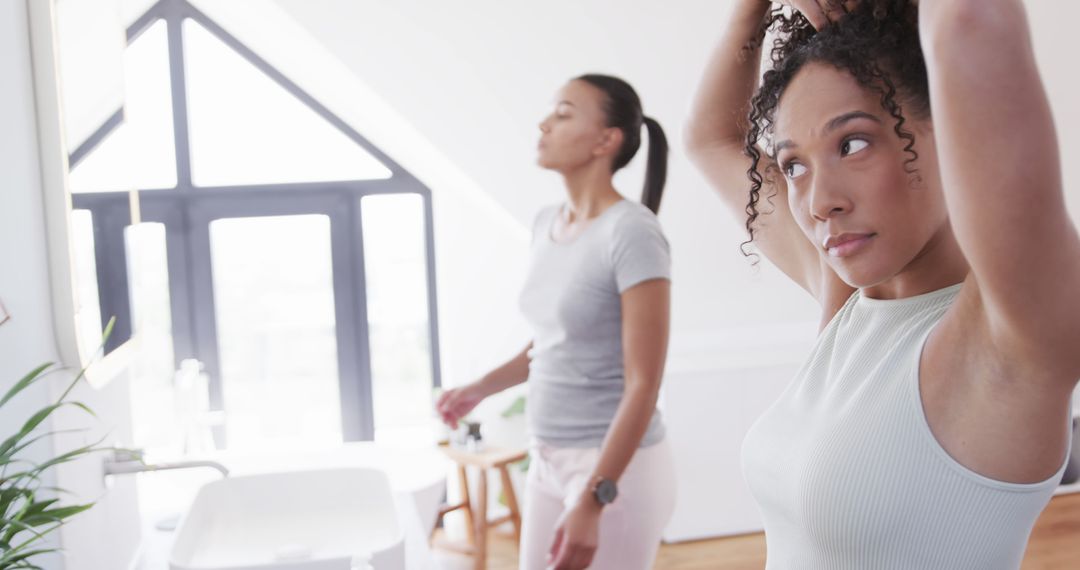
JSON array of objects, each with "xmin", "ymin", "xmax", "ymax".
[{"xmin": 68, "ymin": 0, "xmax": 441, "ymax": 445}]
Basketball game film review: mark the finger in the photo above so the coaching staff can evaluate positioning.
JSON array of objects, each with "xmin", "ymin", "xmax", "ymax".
[
  {"xmin": 794, "ymin": 0, "xmax": 828, "ymax": 29},
  {"xmin": 820, "ymin": 0, "xmax": 856, "ymax": 24},
  {"xmin": 554, "ymin": 545, "xmax": 578, "ymax": 570},
  {"xmin": 578, "ymin": 546, "xmax": 597, "ymax": 569},
  {"xmin": 551, "ymin": 546, "xmax": 572, "ymax": 570},
  {"xmin": 565, "ymin": 545, "xmax": 593, "ymax": 570},
  {"xmin": 438, "ymin": 407, "xmax": 459, "ymax": 429},
  {"xmin": 548, "ymin": 527, "xmax": 565, "ymax": 565},
  {"xmin": 820, "ymin": 0, "xmax": 844, "ymax": 22}
]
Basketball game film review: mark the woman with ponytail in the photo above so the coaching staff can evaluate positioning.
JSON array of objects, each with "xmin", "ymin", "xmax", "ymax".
[{"xmin": 436, "ymin": 73, "xmax": 675, "ymax": 570}]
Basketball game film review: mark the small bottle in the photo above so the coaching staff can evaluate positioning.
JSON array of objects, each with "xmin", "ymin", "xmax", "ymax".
[{"xmin": 465, "ymin": 421, "xmax": 484, "ymax": 453}]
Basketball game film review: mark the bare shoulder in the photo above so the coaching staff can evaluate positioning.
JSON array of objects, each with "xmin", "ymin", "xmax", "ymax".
[{"xmin": 919, "ymin": 278, "xmax": 1073, "ymax": 484}]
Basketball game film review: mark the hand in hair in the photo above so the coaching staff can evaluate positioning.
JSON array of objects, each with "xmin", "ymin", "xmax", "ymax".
[{"xmin": 771, "ymin": 0, "xmax": 858, "ymax": 30}]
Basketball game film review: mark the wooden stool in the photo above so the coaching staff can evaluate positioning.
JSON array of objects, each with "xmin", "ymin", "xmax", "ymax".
[{"xmin": 432, "ymin": 443, "xmax": 528, "ymax": 570}]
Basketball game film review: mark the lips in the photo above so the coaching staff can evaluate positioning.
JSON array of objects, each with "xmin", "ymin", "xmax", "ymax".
[{"xmin": 823, "ymin": 233, "xmax": 875, "ymax": 258}]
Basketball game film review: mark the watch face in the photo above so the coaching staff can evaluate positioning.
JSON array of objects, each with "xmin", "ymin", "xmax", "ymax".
[{"xmin": 595, "ymin": 479, "xmax": 618, "ymax": 504}]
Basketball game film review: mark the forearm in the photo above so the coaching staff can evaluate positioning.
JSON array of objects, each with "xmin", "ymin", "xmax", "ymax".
[
  {"xmin": 580, "ymin": 380, "xmax": 662, "ymax": 503},
  {"xmin": 685, "ymin": 0, "xmax": 771, "ymax": 151},
  {"xmin": 473, "ymin": 342, "xmax": 532, "ymax": 397}
]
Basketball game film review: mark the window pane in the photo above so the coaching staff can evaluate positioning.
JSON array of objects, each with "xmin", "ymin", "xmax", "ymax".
[
  {"xmin": 209, "ymin": 215, "xmax": 342, "ymax": 450},
  {"xmin": 183, "ymin": 20, "xmax": 392, "ymax": 187},
  {"xmin": 124, "ymin": 223, "xmax": 179, "ymax": 453},
  {"xmin": 70, "ymin": 210, "xmax": 104, "ymax": 358},
  {"xmin": 361, "ymin": 194, "xmax": 435, "ymax": 443},
  {"xmin": 69, "ymin": 20, "xmax": 177, "ymax": 194},
  {"xmin": 55, "ymin": 0, "xmax": 126, "ymax": 150}
]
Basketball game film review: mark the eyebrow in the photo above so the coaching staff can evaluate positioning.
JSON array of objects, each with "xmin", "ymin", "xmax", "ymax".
[{"xmin": 774, "ymin": 111, "xmax": 883, "ymax": 153}]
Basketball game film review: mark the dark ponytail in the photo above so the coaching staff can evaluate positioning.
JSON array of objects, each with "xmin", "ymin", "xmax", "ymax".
[
  {"xmin": 641, "ymin": 116, "xmax": 668, "ymax": 215},
  {"xmin": 576, "ymin": 74, "xmax": 669, "ymax": 214}
]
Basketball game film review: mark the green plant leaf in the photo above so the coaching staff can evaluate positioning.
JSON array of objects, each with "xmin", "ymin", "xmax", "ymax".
[
  {"xmin": 0, "ymin": 407, "xmax": 63, "ymax": 459},
  {"xmin": 0, "ymin": 517, "xmax": 51, "ymax": 548},
  {"xmin": 18, "ymin": 500, "xmax": 59, "ymax": 520},
  {"xmin": 56, "ymin": 317, "xmax": 115, "ymax": 405},
  {"xmin": 0, "ymin": 489, "xmax": 32, "ymax": 522},
  {"xmin": 0, "ymin": 533, "xmax": 57, "ymax": 567},
  {"xmin": 0, "ymin": 471, "xmax": 43, "ymax": 489},
  {"xmin": 0, "ymin": 319, "xmax": 113, "ymax": 569},
  {"xmin": 0, "ymin": 547, "xmax": 54, "ymax": 566},
  {"xmin": 100, "ymin": 317, "xmax": 115, "ymax": 347},
  {"xmin": 0, "ymin": 364, "xmax": 53, "ymax": 410},
  {"xmin": 26, "ymin": 439, "xmax": 107, "ymax": 478},
  {"xmin": 20, "ymin": 504, "xmax": 93, "ymax": 528},
  {"xmin": 500, "ymin": 395, "xmax": 526, "ymax": 419},
  {"xmin": 0, "ymin": 402, "xmax": 99, "ymax": 459},
  {"xmin": 0, "ymin": 429, "xmax": 91, "ymax": 467}
]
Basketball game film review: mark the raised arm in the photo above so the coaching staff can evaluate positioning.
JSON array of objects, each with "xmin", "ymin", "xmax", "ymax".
[
  {"xmin": 685, "ymin": 0, "xmax": 851, "ymax": 306},
  {"xmin": 919, "ymin": 0, "xmax": 1080, "ymax": 387}
]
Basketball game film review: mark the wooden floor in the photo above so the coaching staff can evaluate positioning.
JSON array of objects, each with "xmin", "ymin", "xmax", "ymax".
[{"xmin": 438, "ymin": 492, "xmax": 1080, "ymax": 569}]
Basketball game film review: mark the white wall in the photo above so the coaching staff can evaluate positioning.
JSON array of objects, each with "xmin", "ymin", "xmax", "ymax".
[
  {"xmin": 1029, "ymin": 2, "xmax": 1080, "ymax": 218},
  {"xmin": 0, "ymin": 1, "xmax": 63, "ymax": 566},
  {"xmin": 269, "ymin": 0, "xmax": 823, "ymax": 354},
  {"xmin": 2, "ymin": 1, "xmax": 142, "ymax": 569},
  {"xmin": 267, "ymin": 0, "xmax": 1080, "ymax": 351}
]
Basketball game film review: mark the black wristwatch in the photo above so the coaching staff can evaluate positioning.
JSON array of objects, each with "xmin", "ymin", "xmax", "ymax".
[{"xmin": 591, "ymin": 477, "xmax": 618, "ymax": 506}]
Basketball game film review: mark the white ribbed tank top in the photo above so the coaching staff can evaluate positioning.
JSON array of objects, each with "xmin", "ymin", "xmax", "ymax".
[{"xmin": 741, "ymin": 284, "xmax": 1069, "ymax": 569}]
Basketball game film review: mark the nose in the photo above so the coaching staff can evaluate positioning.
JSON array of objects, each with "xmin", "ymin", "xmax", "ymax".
[{"xmin": 808, "ymin": 171, "xmax": 853, "ymax": 222}]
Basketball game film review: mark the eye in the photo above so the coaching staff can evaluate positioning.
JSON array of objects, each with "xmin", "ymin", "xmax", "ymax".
[
  {"xmin": 783, "ymin": 162, "xmax": 808, "ymax": 180},
  {"xmin": 841, "ymin": 137, "xmax": 869, "ymax": 156}
]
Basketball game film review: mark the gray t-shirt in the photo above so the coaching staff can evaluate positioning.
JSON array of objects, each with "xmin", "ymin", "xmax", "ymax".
[{"xmin": 518, "ymin": 199, "xmax": 670, "ymax": 448}]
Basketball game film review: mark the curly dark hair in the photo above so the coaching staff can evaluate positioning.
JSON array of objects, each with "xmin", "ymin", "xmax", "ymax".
[{"xmin": 742, "ymin": 0, "xmax": 930, "ymax": 258}]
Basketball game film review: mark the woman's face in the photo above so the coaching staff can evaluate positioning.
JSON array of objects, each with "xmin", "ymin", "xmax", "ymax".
[
  {"xmin": 537, "ymin": 80, "xmax": 619, "ymax": 172},
  {"xmin": 773, "ymin": 62, "xmax": 946, "ymax": 289}
]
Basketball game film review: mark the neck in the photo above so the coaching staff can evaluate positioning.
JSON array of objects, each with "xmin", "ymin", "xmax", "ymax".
[
  {"xmin": 560, "ymin": 162, "xmax": 622, "ymax": 221},
  {"xmin": 862, "ymin": 222, "xmax": 970, "ymax": 300}
]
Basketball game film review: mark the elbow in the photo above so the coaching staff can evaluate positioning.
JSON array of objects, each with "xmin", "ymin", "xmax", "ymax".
[
  {"xmin": 683, "ymin": 117, "xmax": 743, "ymax": 166},
  {"xmin": 683, "ymin": 117, "xmax": 712, "ymax": 159},
  {"xmin": 624, "ymin": 375, "xmax": 663, "ymax": 402}
]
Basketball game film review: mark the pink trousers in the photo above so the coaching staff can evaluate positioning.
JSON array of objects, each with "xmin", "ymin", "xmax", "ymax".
[{"xmin": 518, "ymin": 438, "xmax": 677, "ymax": 570}]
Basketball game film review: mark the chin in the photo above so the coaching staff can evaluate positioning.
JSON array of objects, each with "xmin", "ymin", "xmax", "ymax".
[{"xmin": 832, "ymin": 259, "xmax": 895, "ymax": 290}]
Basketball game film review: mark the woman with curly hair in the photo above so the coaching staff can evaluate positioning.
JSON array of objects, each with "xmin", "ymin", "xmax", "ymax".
[{"xmin": 686, "ymin": 0, "xmax": 1078, "ymax": 567}]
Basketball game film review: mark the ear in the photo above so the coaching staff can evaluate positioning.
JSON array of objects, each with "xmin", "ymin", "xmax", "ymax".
[{"xmin": 593, "ymin": 127, "xmax": 623, "ymax": 158}]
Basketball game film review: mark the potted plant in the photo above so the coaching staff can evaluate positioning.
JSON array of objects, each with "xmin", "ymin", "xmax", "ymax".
[{"xmin": 0, "ymin": 319, "xmax": 114, "ymax": 569}]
